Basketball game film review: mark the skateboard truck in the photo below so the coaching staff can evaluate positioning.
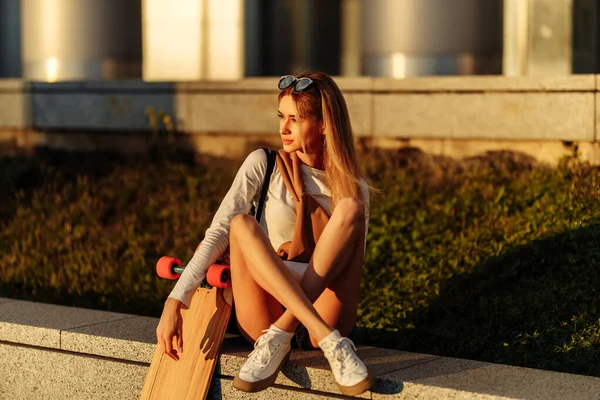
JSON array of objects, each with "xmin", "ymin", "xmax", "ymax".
[{"xmin": 156, "ymin": 256, "xmax": 231, "ymax": 289}]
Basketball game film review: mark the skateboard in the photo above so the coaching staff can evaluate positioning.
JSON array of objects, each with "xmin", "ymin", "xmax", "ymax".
[{"xmin": 141, "ymin": 256, "xmax": 233, "ymax": 400}]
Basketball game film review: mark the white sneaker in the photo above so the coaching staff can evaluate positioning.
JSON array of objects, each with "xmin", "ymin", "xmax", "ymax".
[
  {"xmin": 233, "ymin": 326, "xmax": 292, "ymax": 392},
  {"xmin": 319, "ymin": 330, "xmax": 374, "ymax": 396}
]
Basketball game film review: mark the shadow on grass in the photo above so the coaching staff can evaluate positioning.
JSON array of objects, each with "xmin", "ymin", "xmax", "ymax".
[
  {"xmin": 353, "ymin": 223, "xmax": 600, "ymax": 377},
  {"xmin": 0, "ymin": 148, "xmax": 166, "ymax": 220},
  {"xmin": 0, "ymin": 281, "xmax": 165, "ymax": 317},
  {"xmin": 0, "ymin": 145, "xmax": 218, "ymax": 225}
]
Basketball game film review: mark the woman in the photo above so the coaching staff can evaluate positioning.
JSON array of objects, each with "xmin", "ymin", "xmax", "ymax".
[{"xmin": 156, "ymin": 71, "xmax": 374, "ymax": 396}]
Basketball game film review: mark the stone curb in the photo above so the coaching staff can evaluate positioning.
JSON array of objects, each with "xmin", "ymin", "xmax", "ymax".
[{"xmin": 2, "ymin": 298, "xmax": 600, "ymax": 399}]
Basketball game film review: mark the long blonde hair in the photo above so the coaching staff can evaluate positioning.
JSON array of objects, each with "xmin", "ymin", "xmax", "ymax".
[{"xmin": 278, "ymin": 71, "xmax": 365, "ymax": 211}]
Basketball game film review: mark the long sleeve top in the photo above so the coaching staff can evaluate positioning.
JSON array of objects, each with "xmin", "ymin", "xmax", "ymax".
[{"xmin": 168, "ymin": 149, "xmax": 370, "ymax": 308}]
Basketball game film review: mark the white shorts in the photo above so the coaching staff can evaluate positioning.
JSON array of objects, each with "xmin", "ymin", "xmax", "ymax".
[{"xmin": 283, "ymin": 260, "xmax": 308, "ymax": 281}]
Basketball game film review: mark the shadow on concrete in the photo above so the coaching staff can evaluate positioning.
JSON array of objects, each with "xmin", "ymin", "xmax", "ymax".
[
  {"xmin": 28, "ymin": 81, "xmax": 177, "ymax": 134},
  {"xmin": 13, "ymin": 81, "xmax": 282, "ymax": 159},
  {"xmin": 280, "ymin": 362, "xmax": 313, "ymax": 390}
]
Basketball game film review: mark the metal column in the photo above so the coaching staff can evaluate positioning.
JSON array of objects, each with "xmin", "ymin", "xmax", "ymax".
[
  {"xmin": 360, "ymin": 0, "xmax": 503, "ymax": 77},
  {"xmin": 21, "ymin": 0, "xmax": 142, "ymax": 81}
]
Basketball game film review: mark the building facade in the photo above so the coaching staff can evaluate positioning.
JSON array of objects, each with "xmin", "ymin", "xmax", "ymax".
[{"xmin": 0, "ymin": 0, "xmax": 597, "ymax": 80}]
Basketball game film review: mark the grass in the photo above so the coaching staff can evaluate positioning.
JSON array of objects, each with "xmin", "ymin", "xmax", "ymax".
[{"xmin": 1, "ymin": 145, "xmax": 599, "ymax": 376}]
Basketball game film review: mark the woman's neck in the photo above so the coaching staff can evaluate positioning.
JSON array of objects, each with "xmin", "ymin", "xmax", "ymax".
[{"xmin": 296, "ymin": 150, "xmax": 325, "ymax": 170}]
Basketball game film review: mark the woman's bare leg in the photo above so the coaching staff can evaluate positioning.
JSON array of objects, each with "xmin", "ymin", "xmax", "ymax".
[
  {"xmin": 229, "ymin": 213, "xmax": 333, "ymax": 342},
  {"xmin": 229, "ymin": 233, "xmax": 284, "ymax": 342},
  {"xmin": 272, "ymin": 198, "xmax": 366, "ymax": 344}
]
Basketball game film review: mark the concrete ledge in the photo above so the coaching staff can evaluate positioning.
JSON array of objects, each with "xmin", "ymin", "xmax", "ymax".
[
  {"xmin": 0, "ymin": 79, "xmax": 25, "ymax": 92},
  {"xmin": 1, "ymin": 75, "xmax": 599, "ymax": 144},
  {"xmin": 372, "ymin": 92, "xmax": 594, "ymax": 140},
  {"xmin": 0, "ymin": 299, "xmax": 138, "ymax": 349},
  {"xmin": 2, "ymin": 297, "xmax": 600, "ymax": 399},
  {"xmin": 0, "ymin": 343, "xmax": 147, "ymax": 400},
  {"xmin": 0, "ymin": 81, "xmax": 28, "ymax": 129},
  {"xmin": 371, "ymin": 75, "xmax": 596, "ymax": 92},
  {"xmin": 15, "ymin": 75, "xmax": 595, "ymax": 93}
]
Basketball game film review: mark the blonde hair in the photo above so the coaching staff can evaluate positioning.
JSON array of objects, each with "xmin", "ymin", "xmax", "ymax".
[{"xmin": 278, "ymin": 71, "xmax": 366, "ymax": 211}]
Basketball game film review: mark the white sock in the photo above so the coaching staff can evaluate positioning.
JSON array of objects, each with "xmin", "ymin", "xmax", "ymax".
[
  {"xmin": 269, "ymin": 324, "xmax": 294, "ymax": 341},
  {"xmin": 318, "ymin": 329, "xmax": 343, "ymax": 348}
]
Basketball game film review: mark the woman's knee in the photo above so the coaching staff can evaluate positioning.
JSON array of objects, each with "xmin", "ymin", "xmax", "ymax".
[
  {"xmin": 334, "ymin": 198, "xmax": 365, "ymax": 226},
  {"xmin": 230, "ymin": 213, "xmax": 259, "ymax": 238}
]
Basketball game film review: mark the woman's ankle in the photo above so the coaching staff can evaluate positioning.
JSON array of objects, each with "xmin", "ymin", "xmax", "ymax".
[{"xmin": 268, "ymin": 324, "xmax": 294, "ymax": 340}]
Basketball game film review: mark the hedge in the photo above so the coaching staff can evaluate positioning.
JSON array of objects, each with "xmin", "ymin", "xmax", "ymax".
[{"xmin": 1, "ymin": 146, "xmax": 599, "ymax": 376}]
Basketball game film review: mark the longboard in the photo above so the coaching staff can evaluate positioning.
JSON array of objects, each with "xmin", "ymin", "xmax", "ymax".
[{"xmin": 141, "ymin": 258, "xmax": 233, "ymax": 400}]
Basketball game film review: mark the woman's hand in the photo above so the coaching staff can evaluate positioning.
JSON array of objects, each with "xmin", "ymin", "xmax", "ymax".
[
  {"xmin": 156, "ymin": 297, "xmax": 184, "ymax": 361},
  {"xmin": 221, "ymin": 249, "xmax": 231, "ymax": 265}
]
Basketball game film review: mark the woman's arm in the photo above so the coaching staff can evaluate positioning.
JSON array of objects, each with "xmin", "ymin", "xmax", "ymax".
[{"xmin": 168, "ymin": 149, "xmax": 269, "ymax": 308}]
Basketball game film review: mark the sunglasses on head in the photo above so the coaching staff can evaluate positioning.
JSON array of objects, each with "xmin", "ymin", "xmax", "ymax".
[{"xmin": 278, "ymin": 75, "xmax": 314, "ymax": 92}]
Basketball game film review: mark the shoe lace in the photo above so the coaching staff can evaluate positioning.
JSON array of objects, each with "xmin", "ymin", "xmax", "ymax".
[
  {"xmin": 247, "ymin": 330, "xmax": 279, "ymax": 369},
  {"xmin": 326, "ymin": 338, "xmax": 361, "ymax": 375}
]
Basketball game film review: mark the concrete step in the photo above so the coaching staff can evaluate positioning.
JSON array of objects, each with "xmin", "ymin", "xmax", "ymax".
[{"xmin": 1, "ymin": 297, "xmax": 600, "ymax": 399}]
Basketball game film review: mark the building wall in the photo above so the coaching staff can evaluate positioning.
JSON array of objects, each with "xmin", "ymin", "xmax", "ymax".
[
  {"xmin": 142, "ymin": 0, "xmax": 244, "ymax": 81},
  {"xmin": 2, "ymin": 0, "xmax": 600, "ymax": 80}
]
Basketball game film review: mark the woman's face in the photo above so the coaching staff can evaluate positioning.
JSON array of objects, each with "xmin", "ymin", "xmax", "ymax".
[{"xmin": 278, "ymin": 95, "xmax": 323, "ymax": 154}]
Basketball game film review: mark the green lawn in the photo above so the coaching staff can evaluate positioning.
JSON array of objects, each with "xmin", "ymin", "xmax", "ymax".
[{"xmin": 1, "ymin": 146, "xmax": 599, "ymax": 376}]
